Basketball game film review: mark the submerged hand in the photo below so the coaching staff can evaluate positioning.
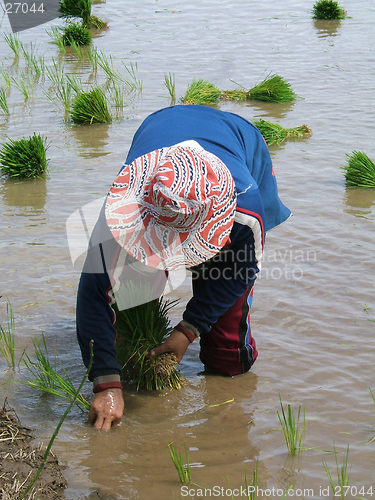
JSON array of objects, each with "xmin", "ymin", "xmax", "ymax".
[
  {"xmin": 88, "ymin": 388, "xmax": 124, "ymax": 432},
  {"xmin": 147, "ymin": 328, "xmax": 191, "ymax": 364}
]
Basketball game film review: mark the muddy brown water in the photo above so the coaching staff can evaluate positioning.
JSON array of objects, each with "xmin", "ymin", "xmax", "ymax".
[{"xmin": 1, "ymin": 0, "xmax": 375, "ymax": 498}]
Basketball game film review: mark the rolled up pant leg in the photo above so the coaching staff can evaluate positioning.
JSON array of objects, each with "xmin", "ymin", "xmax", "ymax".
[{"xmin": 198, "ymin": 285, "xmax": 258, "ymax": 377}]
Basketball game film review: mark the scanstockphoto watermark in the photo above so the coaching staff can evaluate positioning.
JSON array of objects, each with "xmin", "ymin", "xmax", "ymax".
[
  {"xmin": 180, "ymin": 485, "xmax": 375, "ymax": 498},
  {"xmin": 180, "ymin": 485, "xmax": 315, "ymax": 498}
]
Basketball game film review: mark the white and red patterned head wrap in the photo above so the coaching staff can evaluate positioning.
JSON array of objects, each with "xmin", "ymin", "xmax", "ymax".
[{"xmin": 105, "ymin": 140, "xmax": 236, "ymax": 270}]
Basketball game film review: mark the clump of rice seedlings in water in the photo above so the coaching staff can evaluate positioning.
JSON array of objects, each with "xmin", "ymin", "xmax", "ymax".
[
  {"xmin": 0, "ymin": 302, "xmax": 16, "ymax": 369},
  {"xmin": 312, "ymin": 0, "xmax": 346, "ymax": 20},
  {"xmin": 222, "ymin": 74, "xmax": 298, "ymax": 103},
  {"xmin": 22, "ymin": 333, "xmax": 90, "ymax": 411},
  {"xmin": 0, "ymin": 133, "xmax": 49, "ymax": 179},
  {"xmin": 322, "ymin": 445, "xmax": 350, "ymax": 499},
  {"xmin": 62, "ymin": 22, "xmax": 92, "ymax": 46},
  {"xmin": 168, "ymin": 442, "xmax": 192, "ymax": 483},
  {"xmin": 71, "ymin": 87, "xmax": 111, "ymax": 124},
  {"xmin": 253, "ymin": 119, "xmax": 312, "ymax": 146},
  {"xmin": 114, "ymin": 283, "xmax": 186, "ymax": 391},
  {"xmin": 182, "ymin": 78, "xmax": 221, "ymax": 106},
  {"xmin": 3, "ymin": 32, "xmax": 23, "ymax": 58},
  {"xmin": 85, "ymin": 14, "xmax": 108, "ymax": 29},
  {"xmin": 0, "ymin": 88, "xmax": 10, "ymax": 115},
  {"xmin": 277, "ymin": 394, "xmax": 305, "ymax": 456},
  {"xmin": 341, "ymin": 151, "xmax": 375, "ymax": 188},
  {"xmin": 164, "ymin": 73, "xmax": 176, "ymax": 105},
  {"xmin": 59, "ymin": 0, "xmax": 107, "ymax": 29}
]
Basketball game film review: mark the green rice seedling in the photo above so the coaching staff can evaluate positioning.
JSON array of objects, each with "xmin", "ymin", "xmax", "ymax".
[
  {"xmin": 20, "ymin": 340, "xmax": 94, "ymax": 500},
  {"xmin": 168, "ymin": 442, "xmax": 192, "ymax": 483},
  {"xmin": 11, "ymin": 71, "xmax": 35, "ymax": 101},
  {"xmin": 66, "ymin": 73, "xmax": 83, "ymax": 94},
  {"xmin": 122, "ymin": 61, "xmax": 143, "ymax": 92},
  {"xmin": 322, "ymin": 445, "xmax": 350, "ymax": 499},
  {"xmin": 0, "ymin": 133, "xmax": 49, "ymax": 179},
  {"xmin": 222, "ymin": 74, "xmax": 298, "ymax": 103},
  {"xmin": 0, "ymin": 302, "xmax": 16, "ymax": 369},
  {"xmin": 3, "ymin": 32, "xmax": 23, "ymax": 58},
  {"xmin": 97, "ymin": 51, "xmax": 136, "ymax": 89},
  {"xmin": 277, "ymin": 394, "xmax": 305, "ymax": 456},
  {"xmin": 164, "ymin": 73, "xmax": 176, "ymax": 105},
  {"xmin": 0, "ymin": 70, "xmax": 12, "ymax": 89},
  {"xmin": 114, "ymin": 282, "xmax": 186, "ymax": 391},
  {"xmin": 87, "ymin": 46, "xmax": 99, "ymax": 73},
  {"xmin": 341, "ymin": 151, "xmax": 375, "ymax": 188},
  {"xmin": 253, "ymin": 119, "xmax": 312, "ymax": 146},
  {"xmin": 43, "ymin": 80, "xmax": 72, "ymax": 112},
  {"xmin": 68, "ymin": 39, "xmax": 86, "ymax": 60},
  {"xmin": 71, "ymin": 87, "xmax": 112, "ymax": 124},
  {"xmin": 312, "ymin": 0, "xmax": 346, "ymax": 20},
  {"xmin": 20, "ymin": 42, "xmax": 44, "ymax": 77},
  {"xmin": 111, "ymin": 85, "xmax": 125, "ymax": 107},
  {"xmin": 45, "ymin": 57, "xmax": 65, "ymax": 88},
  {"xmin": 46, "ymin": 26, "xmax": 66, "ymax": 51},
  {"xmin": 22, "ymin": 333, "xmax": 90, "ymax": 412},
  {"xmin": 370, "ymin": 387, "xmax": 375, "ymax": 409},
  {"xmin": 0, "ymin": 88, "xmax": 10, "ymax": 115},
  {"xmin": 182, "ymin": 78, "xmax": 221, "ymax": 106},
  {"xmin": 62, "ymin": 22, "xmax": 92, "ymax": 47}
]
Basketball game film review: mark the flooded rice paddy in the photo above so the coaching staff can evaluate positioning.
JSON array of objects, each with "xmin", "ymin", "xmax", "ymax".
[{"xmin": 0, "ymin": 0, "xmax": 375, "ymax": 498}]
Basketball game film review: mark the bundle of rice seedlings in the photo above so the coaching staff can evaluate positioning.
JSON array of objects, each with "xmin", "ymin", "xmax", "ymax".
[
  {"xmin": 0, "ymin": 133, "xmax": 49, "ymax": 179},
  {"xmin": 182, "ymin": 78, "xmax": 221, "ymax": 106},
  {"xmin": 59, "ymin": 0, "xmax": 107, "ymax": 29},
  {"xmin": 222, "ymin": 74, "xmax": 298, "ymax": 103},
  {"xmin": 253, "ymin": 119, "xmax": 312, "ymax": 146},
  {"xmin": 312, "ymin": 0, "xmax": 346, "ymax": 20},
  {"xmin": 341, "ymin": 151, "xmax": 375, "ymax": 188},
  {"xmin": 114, "ymin": 283, "xmax": 186, "ymax": 391},
  {"xmin": 71, "ymin": 87, "xmax": 111, "ymax": 124},
  {"xmin": 62, "ymin": 22, "xmax": 92, "ymax": 46},
  {"xmin": 22, "ymin": 334, "xmax": 90, "ymax": 412}
]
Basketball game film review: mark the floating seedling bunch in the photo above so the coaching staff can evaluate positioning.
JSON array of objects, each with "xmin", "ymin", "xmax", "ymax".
[
  {"xmin": 0, "ymin": 133, "xmax": 49, "ymax": 179},
  {"xmin": 341, "ymin": 151, "xmax": 375, "ymax": 188},
  {"xmin": 59, "ymin": 0, "xmax": 107, "ymax": 29},
  {"xmin": 181, "ymin": 74, "xmax": 298, "ymax": 105},
  {"xmin": 62, "ymin": 22, "xmax": 92, "ymax": 47},
  {"xmin": 182, "ymin": 78, "xmax": 221, "ymax": 106},
  {"xmin": 312, "ymin": 0, "xmax": 346, "ymax": 20},
  {"xmin": 114, "ymin": 283, "xmax": 186, "ymax": 391},
  {"xmin": 223, "ymin": 74, "xmax": 298, "ymax": 103},
  {"xmin": 253, "ymin": 119, "xmax": 312, "ymax": 146},
  {"xmin": 71, "ymin": 87, "xmax": 112, "ymax": 124}
]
